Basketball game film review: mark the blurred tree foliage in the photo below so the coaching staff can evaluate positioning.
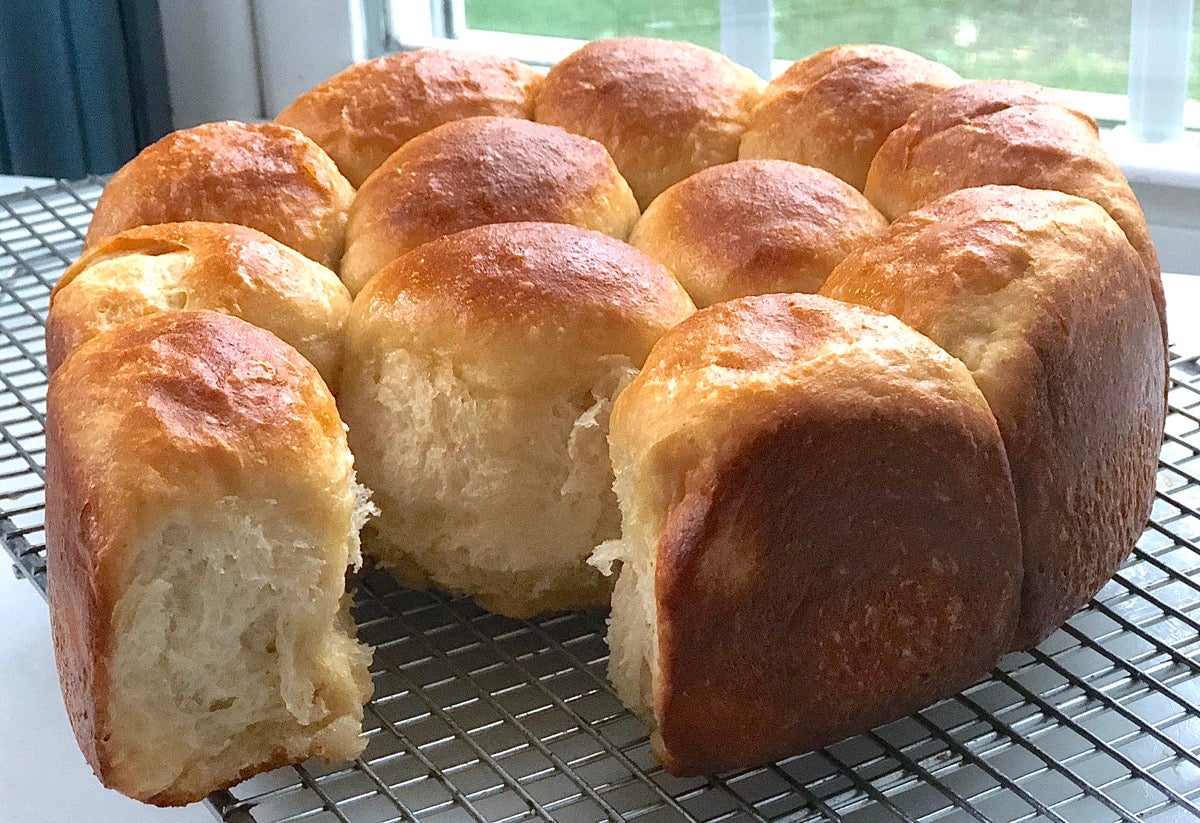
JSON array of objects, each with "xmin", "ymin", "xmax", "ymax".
[{"xmin": 463, "ymin": 1, "xmax": 1199, "ymax": 98}]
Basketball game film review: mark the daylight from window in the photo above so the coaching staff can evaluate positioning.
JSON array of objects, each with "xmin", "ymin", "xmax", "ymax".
[{"xmin": 463, "ymin": 0, "xmax": 1200, "ymax": 100}]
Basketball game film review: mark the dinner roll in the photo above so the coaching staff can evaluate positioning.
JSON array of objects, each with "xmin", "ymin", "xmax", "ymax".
[
  {"xmin": 821, "ymin": 186, "xmax": 1166, "ymax": 649},
  {"xmin": 340, "ymin": 222, "xmax": 694, "ymax": 617},
  {"xmin": 741, "ymin": 45, "xmax": 961, "ymax": 190},
  {"xmin": 276, "ymin": 48, "xmax": 542, "ymax": 187},
  {"xmin": 592, "ymin": 293, "xmax": 1022, "ymax": 775},
  {"xmin": 864, "ymin": 80, "xmax": 1161, "ymax": 283},
  {"xmin": 46, "ymin": 311, "xmax": 373, "ymax": 806},
  {"xmin": 341, "ymin": 116, "xmax": 638, "ymax": 295},
  {"xmin": 86, "ymin": 121, "xmax": 354, "ymax": 269},
  {"xmin": 47, "ymin": 222, "xmax": 352, "ymax": 389},
  {"xmin": 630, "ymin": 160, "xmax": 887, "ymax": 306},
  {"xmin": 535, "ymin": 37, "xmax": 764, "ymax": 209}
]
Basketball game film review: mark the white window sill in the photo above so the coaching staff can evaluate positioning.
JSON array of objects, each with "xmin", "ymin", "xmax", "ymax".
[{"xmin": 1102, "ymin": 128, "xmax": 1200, "ymax": 275}]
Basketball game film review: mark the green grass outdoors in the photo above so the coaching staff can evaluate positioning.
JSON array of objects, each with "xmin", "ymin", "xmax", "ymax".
[{"xmin": 464, "ymin": 0, "xmax": 1199, "ymax": 99}]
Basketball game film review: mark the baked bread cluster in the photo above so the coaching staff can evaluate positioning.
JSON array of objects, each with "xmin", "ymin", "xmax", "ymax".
[{"xmin": 47, "ymin": 37, "xmax": 1166, "ymax": 803}]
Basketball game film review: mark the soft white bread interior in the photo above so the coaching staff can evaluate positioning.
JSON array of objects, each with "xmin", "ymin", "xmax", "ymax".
[
  {"xmin": 85, "ymin": 121, "xmax": 355, "ymax": 270},
  {"xmin": 629, "ymin": 159, "xmax": 887, "ymax": 306},
  {"xmin": 822, "ymin": 186, "xmax": 1166, "ymax": 649},
  {"xmin": 594, "ymin": 293, "xmax": 1023, "ymax": 776},
  {"xmin": 535, "ymin": 37, "xmax": 764, "ymax": 209},
  {"xmin": 340, "ymin": 116, "xmax": 639, "ymax": 296},
  {"xmin": 276, "ymin": 48, "xmax": 543, "ymax": 187},
  {"xmin": 47, "ymin": 221, "xmax": 352, "ymax": 390},
  {"xmin": 339, "ymin": 222, "xmax": 695, "ymax": 617},
  {"xmin": 740, "ymin": 44, "xmax": 961, "ymax": 190},
  {"xmin": 46, "ymin": 310, "xmax": 373, "ymax": 806}
]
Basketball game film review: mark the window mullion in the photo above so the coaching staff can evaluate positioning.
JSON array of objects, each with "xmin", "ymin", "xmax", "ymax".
[
  {"xmin": 718, "ymin": 0, "xmax": 774, "ymax": 79},
  {"xmin": 1128, "ymin": 0, "xmax": 1194, "ymax": 142}
]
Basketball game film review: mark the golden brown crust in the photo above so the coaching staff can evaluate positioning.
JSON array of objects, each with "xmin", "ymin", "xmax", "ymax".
[
  {"xmin": 611, "ymin": 294, "xmax": 1022, "ymax": 775},
  {"xmin": 86, "ymin": 121, "xmax": 355, "ymax": 270},
  {"xmin": 535, "ymin": 37, "xmax": 764, "ymax": 209},
  {"xmin": 630, "ymin": 160, "xmax": 887, "ymax": 306},
  {"xmin": 821, "ymin": 186, "xmax": 1166, "ymax": 649},
  {"xmin": 341, "ymin": 116, "xmax": 639, "ymax": 295},
  {"xmin": 355, "ymin": 221, "xmax": 694, "ymax": 364},
  {"xmin": 864, "ymin": 80, "xmax": 1162, "ymax": 289},
  {"xmin": 47, "ymin": 311, "xmax": 350, "ymax": 802},
  {"xmin": 276, "ymin": 48, "xmax": 543, "ymax": 187},
  {"xmin": 48, "ymin": 222, "xmax": 352, "ymax": 389},
  {"xmin": 740, "ymin": 44, "xmax": 960, "ymax": 190}
]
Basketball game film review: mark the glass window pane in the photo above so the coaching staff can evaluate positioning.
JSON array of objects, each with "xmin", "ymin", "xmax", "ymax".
[
  {"xmin": 773, "ymin": 1, "xmax": 1132, "ymax": 94},
  {"xmin": 463, "ymin": 1, "xmax": 1200, "ymax": 103},
  {"xmin": 463, "ymin": 1, "xmax": 721, "ymax": 50}
]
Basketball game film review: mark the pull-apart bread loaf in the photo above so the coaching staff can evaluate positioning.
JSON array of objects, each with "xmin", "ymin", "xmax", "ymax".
[
  {"xmin": 630, "ymin": 159, "xmax": 887, "ymax": 306},
  {"xmin": 47, "ymin": 222, "xmax": 352, "ymax": 390},
  {"xmin": 535, "ymin": 37, "xmax": 764, "ymax": 209},
  {"xmin": 47, "ymin": 311, "xmax": 373, "ymax": 805},
  {"xmin": 86, "ymin": 121, "xmax": 354, "ymax": 270},
  {"xmin": 822, "ymin": 186, "xmax": 1166, "ymax": 650},
  {"xmin": 593, "ymin": 293, "xmax": 1023, "ymax": 775},
  {"xmin": 740, "ymin": 44, "xmax": 961, "ymax": 190},
  {"xmin": 340, "ymin": 116, "xmax": 639, "ymax": 295},
  {"xmin": 340, "ymin": 222, "xmax": 694, "ymax": 617},
  {"xmin": 276, "ymin": 48, "xmax": 543, "ymax": 187}
]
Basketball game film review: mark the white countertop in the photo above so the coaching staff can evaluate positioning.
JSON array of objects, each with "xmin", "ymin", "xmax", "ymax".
[{"xmin": 0, "ymin": 173, "xmax": 1195, "ymax": 822}]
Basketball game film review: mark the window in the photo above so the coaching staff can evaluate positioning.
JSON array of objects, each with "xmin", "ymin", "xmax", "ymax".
[{"xmin": 387, "ymin": 0, "xmax": 1199, "ymax": 135}]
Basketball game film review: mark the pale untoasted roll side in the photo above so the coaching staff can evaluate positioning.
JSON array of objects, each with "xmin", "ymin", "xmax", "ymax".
[
  {"xmin": 341, "ymin": 116, "xmax": 639, "ymax": 296},
  {"xmin": 47, "ymin": 311, "xmax": 373, "ymax": 806},
  {"xmin": 630, "ymin": 160, "xmax": 887, "ymax": 306},
  {"xmin": 276, "ymin": 48, "xmax": 542, "ymax": 187},
  {"xmin": 864, "ymin": 80, "xmax": 1161, "ymax": 287},
  {"xmin": 48, "ymin": 222, "xmax": 352, "ymax": 389},
  {"xmin": 740, "ymin": 44, "xmax": 961, "ymax": 190},
  {"xmin": 535, "ymin": 37, "xmax": 764, "ymax": 209},
  {"xmin": 593, "ymin": 293, "xmax": 1022, "ymax": 775},
  {"xmin": 340, "ymin": 222, "xmax": 695, "ymax": 618},
  {"xmin": 86, "ymin": 121, "xmax": 354, "ymax": 270},
  {"xmin": 821, "ymin": 186, "xmax": 1166, "ymax": 650}
]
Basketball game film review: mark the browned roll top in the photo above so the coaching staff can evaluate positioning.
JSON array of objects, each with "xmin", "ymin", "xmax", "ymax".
[
  {"xmin": 535, "ymin": 37, "xmax": 764, "ymax": 209},
  {"xmin": 276, "ymin": 48, "xmax": 543, "ymax": 187},
  {"xmin": 341, "ymin": 116, "xmax": 639, "ymax": 295},
  {"xmin": 630, "ymin": 159, "xmax": 887, "ymax": 305},
  {"xmin": 86, "ymin": 121, "xmax": 354, "ymax": 270},
  {"xmin": 741, "ymin": 44, "xmax": 961, "ymax": 190},
  {"xmin": 865, "ymin": 80, "xmax": 1161, "ymax": 292},
  {"xmin": 48, "ymin": 221, "xmax": 352, "ymax": 389}
]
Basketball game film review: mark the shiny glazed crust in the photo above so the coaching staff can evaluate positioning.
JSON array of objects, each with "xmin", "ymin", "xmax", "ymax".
[
  {"xmin": 46, "ymin": 311, "xmax": 358, "ymax": 804},
  {"xmin": 535, "ymin": 37, "xmax": 764, "ymax": 209},
  {"xmin": 609, "ymin": 293, "xmax": 1023, "ymax": 775},
  {"xmin": 864, "ymin": 81, "xmax": 1161, "ymax": 287},
  {"xmin": 48, "ymin": 222, "xmax": 352, "ymax": 389},
  {"xmin": 740, "ymin": 44, "xmax": 961, "ymax": 190},
  {"xmin": 341, "ymin": 117, "xmax": 639, "ymax": 295},
  {"xmin": 85, "ymin": 121, "xmax": 355, "ymax": 269},
  {"xmin": 276, "ymin": 48, "xmax": 543, "ymax": 187},
  {"xmin": 822, "ymin": 186, "xmax": 1166, "ymax": 649},
  {"xmin": 351, "ymin": 221, "xmax": 695, "ymax": 365},
  {"xmin": 630, "ymin": 160, "xmax": 887, "ymax": 305}
]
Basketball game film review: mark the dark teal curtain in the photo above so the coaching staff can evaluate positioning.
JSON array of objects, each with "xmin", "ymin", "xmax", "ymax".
[{"xmin": 0, "ymin": 0, "xmax": 172, "ymax": 178}]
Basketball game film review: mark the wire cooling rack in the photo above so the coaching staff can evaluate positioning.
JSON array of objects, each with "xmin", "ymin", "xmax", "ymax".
[{"xmin": 3, "ymin": 180, "xmax": 1200, "ymax": 823}]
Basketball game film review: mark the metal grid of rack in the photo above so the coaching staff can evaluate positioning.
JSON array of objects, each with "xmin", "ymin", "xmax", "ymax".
[{"xmin": 2, "ymin": 179, "xmax": 1200, "ymax": 822}]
